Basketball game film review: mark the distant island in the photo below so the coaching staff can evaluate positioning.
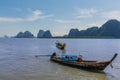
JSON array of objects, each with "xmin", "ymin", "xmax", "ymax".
[
  {"xmin": 37, "ymin": 30, "xmax": 52, "ymax": 38},
  {"xmin": 68, "ymin": 19, "xmax": 120, "ymax": 38},
  {"xmin": 14, "ymin": 30, "xmax": 52, "ymax": 38},
  {"xmin": 14, "ymin": 19, "xmax": 120, "ymax": 38},
  {"xmin": 15, "ymin": 31, "xmax": 34, "ymax": 38}
]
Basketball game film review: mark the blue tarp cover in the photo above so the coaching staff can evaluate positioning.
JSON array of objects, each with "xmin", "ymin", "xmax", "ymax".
[{"xmin": 61, "ymin": 54, "xmax": 78, "ymax": 62}]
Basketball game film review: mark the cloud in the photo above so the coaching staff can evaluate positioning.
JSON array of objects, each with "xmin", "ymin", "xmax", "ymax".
[
  {"xmin": 0, "ymin": 17, "xmax": 23, "ymax": 22},
  {"xmin": 75, "ymin": 8, "xmax": 97, "ymax": 19},
  {"xmin": 55, "ymin": 19, "xmax": 80, "ymax": 23},
  {"xmin": 102, "ymin": 10, "xmax": 120, "ymax": 20},
  {"xmin": 0, "ymin": 10, "xmax": 53, "ymax": 22},
  {"xmin": 26, "ymin": 10, "xmax": 53, "ymax": 21},
  {"xmin": 87, "ymin": 21, "xmax": 104, "ymax": 27}
]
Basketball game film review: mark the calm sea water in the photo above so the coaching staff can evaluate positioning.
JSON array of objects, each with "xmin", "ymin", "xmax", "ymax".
[{"xmin": 0, "ymin": 38, "xmax": 120, "ymax": 80}]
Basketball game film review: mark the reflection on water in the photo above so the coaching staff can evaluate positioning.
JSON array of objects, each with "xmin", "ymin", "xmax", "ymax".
[
  {"xmin": 56, "ymin": 65, "xmax": 107, "ymax": 80},
  {"xmin": 0, "ymin": 38, "xmax": 120, "ymax": 80},
  {"xmin": 61, "ymin": 49, "xmax": 66, "ymax": 53}
]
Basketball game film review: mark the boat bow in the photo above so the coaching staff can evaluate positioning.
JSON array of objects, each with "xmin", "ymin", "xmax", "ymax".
[{"xmin": 110, "ymin": 53, "xmax": 118, "ymax": 63}]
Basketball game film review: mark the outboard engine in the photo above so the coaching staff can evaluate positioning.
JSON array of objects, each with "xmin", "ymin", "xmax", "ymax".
[{"xmin": 51, "ymin": 52, "xmax": 56, "ymax": 58}]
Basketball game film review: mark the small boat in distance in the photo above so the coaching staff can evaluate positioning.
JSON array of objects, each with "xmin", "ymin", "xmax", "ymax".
[
  {"xmin": 56, "ymin": 41, "xmax": 66, "ymax": 50},
  {"xmin": 50, "ymin": 53, "xmax": 118, "ymax": 71}
]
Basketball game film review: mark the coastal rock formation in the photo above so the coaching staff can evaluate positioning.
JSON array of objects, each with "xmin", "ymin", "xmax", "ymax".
[
  {"xmin": 98, "ymin": 19, "xmax": 120, "ymax": 37},
  {"xmin": 15, "ymin": 31, "xmax": 34, "ymax": 38},
  {"xmin": 37, "ymin": 30, "xmax": 45, "ymax": 38},
  {"xmin": 68, "ymin": 29, "xmax": 80, "ymax": 37},
  {"xmin": 14, "ymin": 19, "xmax": 120, "ymax": 38},
  {"xmin": 43, "ymin": 30, "xmax": 52, "ymax": 37},
  {"xmin": 37, "ymin": 30, "xmax": 52, "ymax": 38},
  {"xmin": 68, "ymin": 19, "xmax": 120, "ymax": 38}
]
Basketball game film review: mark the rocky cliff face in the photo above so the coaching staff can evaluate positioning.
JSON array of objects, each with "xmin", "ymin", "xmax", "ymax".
[
  {"xmin": 15, "ymin": 29, "xmax": 52, "ymax": 38},
  {"xmin": 98, "ymin": 19, "xmax": 120, "ymax": 37},
  {"xmin": 43, "ymin": 30, "xmax": 52, "ymax": 37},
  {"xmin": 37, "ymin": 30, "xmax": 45, "ymax": 38},
  {"xmin": 68, "ymin": 29, "xmax": 80, "ymax": 37},
  {"xmin": 37, "ymin": 30, "xmax": 52, "ymax": 38},
  {"xmin": 14, "ymin": 19, "xmax": 120, "ymax": 38},
  {"xmin": 15, "ymin": 31, "xmax": 34, "ymax": 38},
  {"xmin": 68, "ymin": 19, "xmax": 120, "ymax": 38}
]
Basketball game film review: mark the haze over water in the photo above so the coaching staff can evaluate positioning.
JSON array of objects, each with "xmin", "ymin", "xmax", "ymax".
[{"xmin": 0, "ymin": 38, "xmax": 120, "ymax": 80}]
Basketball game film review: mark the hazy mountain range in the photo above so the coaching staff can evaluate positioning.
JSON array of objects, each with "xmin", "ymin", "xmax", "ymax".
[
  {"xmin": 14, "ymin": 19, "xmax": 120, "ymax": 38},
  {"xmin": 68, "ymin": 19, "xmax": 120, "ymax": 38}
]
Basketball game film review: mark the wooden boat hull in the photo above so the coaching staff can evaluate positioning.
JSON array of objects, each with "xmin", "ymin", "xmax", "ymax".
[
  {"xmin": 50, "ymin": 53, "xmax": 118, "ymax": 71},
  {"xmin": 56, "ymin": 41, "xmax": 66, "ymax": 50},
  {"xmin": 56, "ymin": 45, "xmax": 65, "ymax": 50}
]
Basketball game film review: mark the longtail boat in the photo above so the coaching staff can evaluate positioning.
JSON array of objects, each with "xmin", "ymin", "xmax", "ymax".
[
  {"xmin": 56, "ymin": 41, "xmax": 66, "ymax": 50},
  {"xmin": 50, "ymin": 53, "xmax": 118, "ymax": 71}
]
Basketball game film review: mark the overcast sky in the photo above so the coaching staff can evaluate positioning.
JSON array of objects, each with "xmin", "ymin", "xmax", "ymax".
[{"xmin": 0, "ymin": 0, "xmax": 120, "ymax": 36}]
